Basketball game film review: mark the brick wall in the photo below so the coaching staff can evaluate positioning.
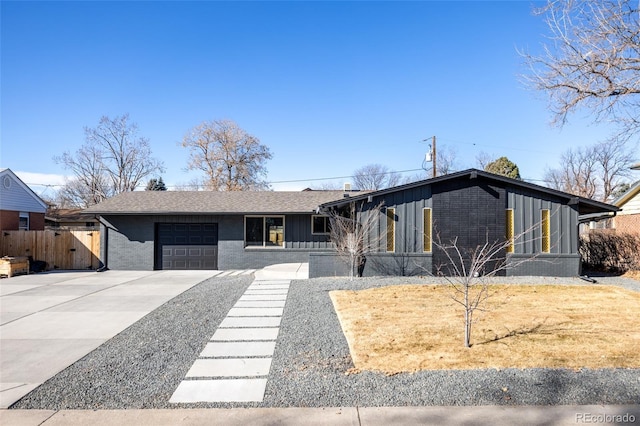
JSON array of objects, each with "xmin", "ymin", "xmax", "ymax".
[
  {"xmin": 615, "ymin": 214, "xmax": 640, "ymax": 234},
  {"xmin": 0, "ymin": 210, "xmax": 45, "ymax": 230},
  {"xmin": 0, "ymin": 210, "xmax": 19, "ymax": 230}
]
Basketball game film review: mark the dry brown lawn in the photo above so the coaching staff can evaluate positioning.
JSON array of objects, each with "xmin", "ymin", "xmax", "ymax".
[{"xmin": 330, "ymin": 284, "xmax": 640, "ymax": 374}]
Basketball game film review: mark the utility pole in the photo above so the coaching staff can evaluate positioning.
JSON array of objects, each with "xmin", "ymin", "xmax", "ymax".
[
  {"xmin": 421, "ymin": 135, "xmax": 438, "ymax": 178},
  {"xmin": 431, "ymin": 135, "xmax": 437, "ymax": 178}
]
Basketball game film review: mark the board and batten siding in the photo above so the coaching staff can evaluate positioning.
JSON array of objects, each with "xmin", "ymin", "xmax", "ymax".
[
  {"xmin": 365, "ymin": 184, "xmax": 433, "ymax": 253},
  {"xmin": 507, "ymin": 188, "xmax": 578, "ymax": 255},
  {"xmin": 283, "ymin": 214, "xmax": 332, "ymax": 249}
]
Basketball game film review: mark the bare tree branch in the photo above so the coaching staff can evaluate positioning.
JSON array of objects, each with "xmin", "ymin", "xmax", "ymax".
[
  {"xmin": 327, "ymin": 202, "xmax": 386, "ymax": 281},
  {"xmin": 181, "ymin": 119, "xmax": 272, "ymax": 191},
  {"xmin": 55, "ymin": 114, "xmax": 163, "ymax": 207},
  {"xmin": 521, "ymin": 0, "xmax": 640, "ymax": 139},
  {"xmin": 352, "ymin": 164, "xmax": 401, "ymax": 190}
]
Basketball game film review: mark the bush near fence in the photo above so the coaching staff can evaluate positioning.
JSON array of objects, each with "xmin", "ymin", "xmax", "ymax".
[
  {"xmin": 579, "ymin": 230, "xmax": 640, "ymax": 273},
  {"xmin": 0, "ymin": 230, "xmax": 101, "ymax": 270}
]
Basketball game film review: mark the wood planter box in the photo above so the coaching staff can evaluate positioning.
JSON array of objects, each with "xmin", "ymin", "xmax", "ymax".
[{"xmin": 0, "ymin": 256, "xmax": 30, "ymax": 278}]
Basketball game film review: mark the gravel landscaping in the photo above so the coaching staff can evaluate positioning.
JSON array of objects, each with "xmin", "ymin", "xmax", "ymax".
[{"xmin": 11, "ymin": 274, "xmax": 640, "ymax": 409}]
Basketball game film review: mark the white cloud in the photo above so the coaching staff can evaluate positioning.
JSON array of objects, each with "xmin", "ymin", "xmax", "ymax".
[{"xmin": 14, "ymin": 171, "xmax": 69, "ymax": 187}]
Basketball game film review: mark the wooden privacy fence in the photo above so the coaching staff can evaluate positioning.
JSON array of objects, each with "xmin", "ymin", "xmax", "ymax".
[{"xmin": 0, "ymin": 230, "xmax": 101, "ymax": 270}]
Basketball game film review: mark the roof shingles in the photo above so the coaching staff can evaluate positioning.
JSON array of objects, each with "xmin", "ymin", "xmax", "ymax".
[{"xmin": 84, "ymin": 191, "xmax": 354, "ymax": 215}]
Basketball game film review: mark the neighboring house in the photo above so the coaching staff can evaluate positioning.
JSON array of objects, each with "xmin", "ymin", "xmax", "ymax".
[
  {"xmin": 0, "ymin": 168, "xmax": 47, "ymax": 231},
  {"xmin": 611, "ymin": 180, "xmax": 640, "ymax": 234},
  {"xmin": 45, "ymin": 208, "xmax": 99, "ymax": 229},
  {"xmin": 84, "ymin": 169, "xmax": 618, "ymax": 277}
]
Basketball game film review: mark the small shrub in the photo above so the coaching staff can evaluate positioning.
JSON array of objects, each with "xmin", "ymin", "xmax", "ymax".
[{"xmin": 580, "ymin": 231, "xmax": 640, "ymax": 273}]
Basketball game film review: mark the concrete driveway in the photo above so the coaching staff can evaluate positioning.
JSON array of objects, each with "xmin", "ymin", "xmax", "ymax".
[{"xmin": 0, "ymin": 270, "xmax": 217, "ymax": 408}]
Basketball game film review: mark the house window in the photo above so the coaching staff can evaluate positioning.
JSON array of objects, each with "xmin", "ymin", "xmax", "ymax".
[
  {"xmin": 386, "ymin": 208, "xmax": 395, "ymax": 252},
  {"xmin": 423, "ymin": 208, "xmax": 432, "ymax": 253},
  {"xmin": 541, "ymin": 209, "xmax": 550, "ymax": 253},
  {"xmin": 312, "ymin": 215, "xmax": 330, "ymax": 235},
  {"xmin": 506, "ymin": 209, "xmax": 514, "ymax": 254},
  {"xmin": 19, "ymin": 212, "xmax": 29, "ymax": 230},
  {"xmin": 245, "ymin": 216, "xmax": 284, "ymax": 247}
]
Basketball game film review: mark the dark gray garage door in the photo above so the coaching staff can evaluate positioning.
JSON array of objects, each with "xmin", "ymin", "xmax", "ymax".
[{"xmin": 156, "ymin": 223, "xmax": 218, "ymax": 270}]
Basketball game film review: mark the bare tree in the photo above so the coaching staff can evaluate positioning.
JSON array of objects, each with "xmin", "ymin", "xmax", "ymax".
[
  {"xmin": 475, "ymin": 151, "xmax": 494, "ymax": 169},
  {"xmin": 309, "ymin": 181, "xmax": 343, "ymax": 190},
  {"xmin": 56, "ymin": 114, "xmax": 164, "ymax": 207},
  {"xmin": 57, "ymin": 144, "xmax": 111, "ymax": 207},
  {"xmin": 326, "ymin": 202, "xmax": 385, "ymax": 281},
  {"xmin": 181, "ymin": 119, "xmax": 272, "ymax": 191},
  {"xmin": 521, "ymin": 0, "xmax": 640, "ymax": 140},
  {"xmin": 434, "ymin": 221, "xmax": 548, "ymax": 348},
  {"xmin": 435, "ymin": 235, "xmax": 514, "ymax": 348},
  {"xmin": 545, "ymin": 140, "xmax": 636, "ymax": 201},
  {"xmin": 544, "ymin": 146, "xmax": 599, "ymax": 199},
  {"xmin": 594, "ymin": 137, "xmax": 637, "ymax": 201},
  {"xmin": 436, "ymin": 145, "xmax": 459, "ymax": 176},
  {"xmin": 352, "ymin": 164, "xmax": 401, "ymax": 190}
]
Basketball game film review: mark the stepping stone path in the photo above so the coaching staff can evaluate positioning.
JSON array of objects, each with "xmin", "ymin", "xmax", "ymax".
[{"xmin": 169, "ymin": 277, "xmax": 290, "ymax": 403}]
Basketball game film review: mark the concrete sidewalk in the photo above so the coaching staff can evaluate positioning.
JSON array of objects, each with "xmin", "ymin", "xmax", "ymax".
[
  {"xmin": 2, "ymin": 405, "xmax": 639, "ymax": 425},
  {"xmin": 0, "ymin": 270, "xmax": 217, "ymax": 409}
]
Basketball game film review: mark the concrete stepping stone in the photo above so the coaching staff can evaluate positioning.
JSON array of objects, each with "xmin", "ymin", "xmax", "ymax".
[
  {"xmin": 238, "ymin": 294, "xmax": 287, "ymax": 301},
  {"xmin": 249, "ymin": 283, "xmax": 289, "ymax": 288},
  {"xmin": 200, "ymin": 341, "xmax": 276, "ymax": 357},
  {"xmin": 211, "ymin": 327, "xmax": 280, "ymax": 341},
  {"xmin": 185, "ymin": 358, "xmax": 272, "ymax": 378},
  {"xmin": 227, "ymin": 307, "xmax": 284, "ymax": 317},
  {"xmin": 170, "ymin": 379, "xmax": 267, "ymax": 403},
  {"xmin": 243, "ymin": 289, "xmax": 288, "ymax": 295},
  {"xmin": 234, "ymin": 300, "xmax": 286, "ymax": 308},
  {"xmin": 219, "ymin": 317, "xmax": 282, "ymax": 328},
  {"xmin": 170, "ymin": 275, "xmax": 292, "ymax": 404}
]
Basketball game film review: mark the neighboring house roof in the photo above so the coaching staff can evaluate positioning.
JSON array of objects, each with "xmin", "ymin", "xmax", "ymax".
[
  {"xmin": 84, "ymin": 190, "xmax": 364, "ymax": 215},
  {"xmin": 46, "ymin": 208, "xmax": 100, "ymax": 225},
  {"xmin": 613, "ymin": 180, "xmax": 640, "ymax": 211},
  {"xmin": 319, "ymin": 168, "xmax": 619, "ymax": 216},
  {"xmin": 0, "ymin": 168, "xmax": 48, "ymax": 213}
]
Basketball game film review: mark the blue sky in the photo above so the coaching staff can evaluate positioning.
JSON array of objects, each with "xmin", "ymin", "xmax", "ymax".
[{"xmin": 1, "ymin": 1, "xmax": 618, "ymax": 197}]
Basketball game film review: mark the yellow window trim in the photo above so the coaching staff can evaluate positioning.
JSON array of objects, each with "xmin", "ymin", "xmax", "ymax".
[
  {"xmin": 423, "ymin": 208, "xmax": 432, "ymax": 253},
  {"xmin": 506, "ymin": 209, "xmax": 514, "ymax": 253},
  {"xmin": 386, "ymin": 208, "xmax": 395, "ymax": 252},
  {"xmin": 541, "ymin": 209, "xmax": 550, "ymax": 253}
]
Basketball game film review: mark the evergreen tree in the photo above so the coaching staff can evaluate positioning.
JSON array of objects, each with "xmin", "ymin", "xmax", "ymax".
[
  {"xmin": 146, "ymin": 177, "xmax": 167, "ymax": 191},
  {"xmin": 485, "ymin": 157, "xmax": 521, "ymax": 180}
]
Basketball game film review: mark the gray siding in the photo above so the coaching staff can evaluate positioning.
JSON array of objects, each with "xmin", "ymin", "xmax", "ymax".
[
  {"xmin": 101, "ymin": 213, "xmax": 331, "ymax": 271},
  {"xmin": 312, "ymin": 177, "xmax": 583, "ymax": 278},
  {"xmin": 309, "ymin": 252, "xmax": 432, "ymax": 278},
  {"xmin": 374, "ymin": 185, "xmax": 433, "ymax": 253},
  {"xmin": 507, "ymin": 187, "xmax": 579, "ymax": 255}
]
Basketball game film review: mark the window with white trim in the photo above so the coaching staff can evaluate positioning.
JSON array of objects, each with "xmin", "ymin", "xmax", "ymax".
[
  {"xmin": 245, "ymin": 216, "xmax": 284, "ymax": 247},
  {"xmin": 19, "ymin": 212, "xmax": 29, "ymax": 230}
]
